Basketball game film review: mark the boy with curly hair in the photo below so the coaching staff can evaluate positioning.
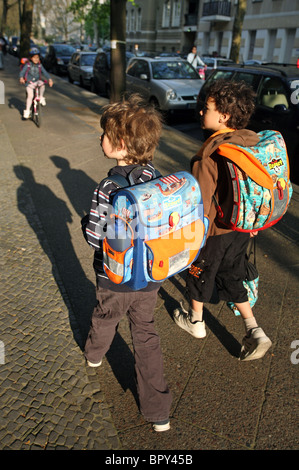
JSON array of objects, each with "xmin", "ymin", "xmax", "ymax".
[
  {"xmin": 82, "ymin": 94, "xmax": 172, "ymax": 432},
  {"xmin": 173, "ymin": 79, "xmax": 272, "ymax": 361}
]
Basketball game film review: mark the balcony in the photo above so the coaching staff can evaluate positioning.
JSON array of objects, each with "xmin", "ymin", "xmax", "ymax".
[{"xmin": 201, "ymin": 1, "xmax": 231, "ymax": 22}]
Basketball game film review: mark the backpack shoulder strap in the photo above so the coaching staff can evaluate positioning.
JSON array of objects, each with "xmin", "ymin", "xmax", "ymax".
[
  {"xmin": 104, "ymin": 166, "xmax": 160, "ymax": 193},
  {"xmin": 104, "ymin": 174, "xmax": 128, "ymax": 188},
  {"xmin": 127, "ymin": 165, "xmax": 160, "ymax": 185},
  {"xmin": 216, "ymin": 143, "xmax": 273, "ymax": 189},
  {"xmin": 24, "ymin": 62, "xmax": 31, "ymax": 81}
]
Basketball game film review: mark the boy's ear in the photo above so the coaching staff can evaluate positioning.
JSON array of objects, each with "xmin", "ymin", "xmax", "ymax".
[
  {"xmin": 119, "ymin": 138, "xmax": 127, "ymax": 151},
  {"xmin": 220, "ymin": 113, "xmax": 230, "ymax": 124}
]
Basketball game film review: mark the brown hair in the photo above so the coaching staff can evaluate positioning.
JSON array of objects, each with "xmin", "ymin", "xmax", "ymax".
[
  {"xmin": 100, "ymin": 94, "xmax": 163, "ymax": 165},
  {"xmin": 206, "ymin": 79, "xmax": 256, "ymax": 129}
]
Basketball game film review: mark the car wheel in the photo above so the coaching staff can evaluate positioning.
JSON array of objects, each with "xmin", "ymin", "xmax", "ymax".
[{"xmin": 68, "ymin": 73, "xmax": 74, "ymax": 83}]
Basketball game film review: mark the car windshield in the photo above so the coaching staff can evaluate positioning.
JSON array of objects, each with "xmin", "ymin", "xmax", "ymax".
[
  {"xmin": 81, "ymin": 54, "xmax": 96, "ymax": 66},
  {"xmin": 151, "ymin": 60, "xmax": 200, "ymax": 80},
  {"xmin": 54, "ymin": 45, "xmax": 75, "ymax": 56}
]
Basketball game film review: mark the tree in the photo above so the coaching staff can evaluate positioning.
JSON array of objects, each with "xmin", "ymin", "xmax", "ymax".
[
  {"xmin": 68, "ymin": 0, "xmax": 110, "ymax": 45},
  {"xmin": 1, "ymin": 0, "xmax": 19, "ymax": 33},
  {"xmin": 19, "ymin": 0, "xmax": 34, "ymax": 59},
  {"xmin": 229, "ymin": 0, "xmax": 247, "ymax": 63},
  {"xmin": 110, "ymin": 0, "xmax": 126, "ymax": 102}
]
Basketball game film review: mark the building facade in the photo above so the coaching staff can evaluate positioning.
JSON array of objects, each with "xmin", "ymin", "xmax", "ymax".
[{"xmin": 126, "ymin": 0, "xmax": 299, "ymax": 64}]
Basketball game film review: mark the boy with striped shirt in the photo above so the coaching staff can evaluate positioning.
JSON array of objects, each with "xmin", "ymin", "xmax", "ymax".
[{"xmin": 82, "ymin": 95, "xmax": 172, "ymax": 432}]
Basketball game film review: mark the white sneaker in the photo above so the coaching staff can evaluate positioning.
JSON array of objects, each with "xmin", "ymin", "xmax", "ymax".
[
  {"xmin": 173, "ymin": 302, "xmax": 206, "ymax": 338},
  {"xmin": 23, "ymin": 110, "xmax": 30, "ymax": 119},
  {"xmin": 153, "ymin": 420, "xmax": 170, "ymax": 432},
  {"xmin": 239, "ymin": 327, "xmax": 272, "ymax": 361},
  {"xmin": 40, "ymin": 97, "xmax": 46, "ymax": 106},
  {"xmin": 86, "ymin": 359, "xmax": 102, "ymax": 367}
]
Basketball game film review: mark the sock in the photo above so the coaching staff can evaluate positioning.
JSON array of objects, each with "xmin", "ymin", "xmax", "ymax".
[
  {"xmin": 190, "ymin": 308, "xmax": 203, "ymax": 323},
  {"xmin": 243, "ymin": 317, "xmax": 258, "ymax": 334}
]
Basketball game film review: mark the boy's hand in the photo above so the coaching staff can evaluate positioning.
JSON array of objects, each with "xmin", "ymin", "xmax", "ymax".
[
  {"xmin": 250, "ymin": 231, "xmax": 258, "ymax": 237},
  {"xmin": 19, "ymin": 77, "xmax": 26, "ymax": 84},
  {"xmin": 48, "ymin": 78, "xmax": 53, "ymax": 87}
]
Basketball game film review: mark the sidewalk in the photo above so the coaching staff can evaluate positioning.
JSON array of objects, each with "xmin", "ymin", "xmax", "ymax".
[{"xmin": 0, "ymin": 54, "xmax": 298, "ymax": 451}]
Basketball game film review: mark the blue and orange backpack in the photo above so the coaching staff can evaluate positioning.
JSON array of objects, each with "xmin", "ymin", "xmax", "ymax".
[{"xmin": 102, "ymin": 169, "xmax": 209, "ymax": 290}]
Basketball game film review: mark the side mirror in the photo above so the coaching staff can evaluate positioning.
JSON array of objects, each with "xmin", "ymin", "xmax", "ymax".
[{"xmin": 140, "ymin": 74, "xmax": 148, "ymax": 80}]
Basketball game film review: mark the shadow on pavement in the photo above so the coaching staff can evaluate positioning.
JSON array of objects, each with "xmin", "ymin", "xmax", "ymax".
[{"xmin": 13, "ymin": 164, "xmax": 94, "ymax": 350}]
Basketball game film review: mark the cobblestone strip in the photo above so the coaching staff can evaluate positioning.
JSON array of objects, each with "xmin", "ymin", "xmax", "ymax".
[{"xmin": 0, "ymin": 123, "xmax": 121, "ymax": 450}]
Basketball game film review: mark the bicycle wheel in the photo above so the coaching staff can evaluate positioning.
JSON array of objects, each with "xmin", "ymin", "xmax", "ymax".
[{"xmin": 34, "ymin": 101, "xmax": 41, "ymax": 127}]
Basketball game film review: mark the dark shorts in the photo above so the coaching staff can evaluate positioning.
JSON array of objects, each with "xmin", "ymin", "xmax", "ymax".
[{"xmin": 186, "ymin": 231, "xmax": 250, "ymax": 304}]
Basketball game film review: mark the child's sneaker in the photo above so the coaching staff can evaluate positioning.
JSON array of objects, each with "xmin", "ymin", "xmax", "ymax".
[
  {"xmin": 86, "ymin": 359, "xmax": 102, "ymax": 367},
  {"xmin": 239, "ymin": 327, "xmax": 272, "ymax": 361},
  {"xmin": 153, "ymin": 419, "xmax": 170, "ymax": 432},
  {"xmin": 173, "ymin": 302, "xmax": 206, "ymax": 338},
  {"xmin": 23, "ymin": 110, "xmax": 30, "ymax": 119},
  {"xmin": 40, "ymin": 97, "xmax": 46, "ymax": 106}
]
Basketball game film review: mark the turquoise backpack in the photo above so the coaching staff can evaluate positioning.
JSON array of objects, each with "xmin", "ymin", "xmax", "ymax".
[{"xmin": 214, "ymin": 130, "xmax": 293, "ymax": 232}]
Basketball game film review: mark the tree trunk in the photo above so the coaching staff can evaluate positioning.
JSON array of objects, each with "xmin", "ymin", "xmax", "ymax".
[
  {"xmin": 110, "ymin": 0, "xmax": 126, "ymax": 103},
  {"xmin": 1, "ymin": 0, "xmax": 9, "ymax": 32},
  {"xmin": 19, "ymin": 0, "xmax": 34, "ymax": 60},
  {"xmin": 229, "ymin": 0, "xmax": 247, "ymax": 63}
]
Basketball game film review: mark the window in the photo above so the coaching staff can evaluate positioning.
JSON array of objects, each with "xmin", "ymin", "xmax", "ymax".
[
  {"xmin": 172, "ymin": 0, "xmax": 181, "ymax": 27},
  {"xmin": 127, "ymin": 60, "xmax": 149, "ymax": 78},
  {"xmin": 130, "ymin": 9, "xmax": 135, "ymax": 31},
  {"xmin": 151, "ymin": 61, "xmax": 199, "ymax": 80},
  {"xmin": 162, "ymin": 0, "xmax": 171, "ymax": 27},
  {"xmin": 136, "ymin": 8, "xmax": 142, "ymax": 31},
  {"xmin": 81, "ymin": 54, "xmax": 96, "ymax": 67},
  {"xmin": 210, "ymin": 70, "xmax": 234, "ymax": 81},
  {"xmin": 233, "ymin": 72, "xmax": 261, "ymax": 92}
]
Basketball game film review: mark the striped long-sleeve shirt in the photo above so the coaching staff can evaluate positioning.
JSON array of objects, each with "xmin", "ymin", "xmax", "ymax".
[{"xmin": 82, "ymin": 162, "xmax": 158, "ymax": 291}]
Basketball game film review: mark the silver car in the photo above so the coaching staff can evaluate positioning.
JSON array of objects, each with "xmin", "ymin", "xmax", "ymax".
[
  {"xmin": 126, "ymin": 57, "xmax": 204, "ymax": 112},
  {"xmin": 67, "ymin": 51, "xmax": 97, "ymax": 87}
]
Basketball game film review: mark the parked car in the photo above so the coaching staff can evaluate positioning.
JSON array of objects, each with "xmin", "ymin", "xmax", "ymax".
[
  {"xmin": 91, "ymin": 50, "xmax": 134, "ymax": 97},
  {"xmin": 202, "ymin": 56, "xmax": 235, "ymax": 79},
  {"xmin": 196, "ymin": 64, "xmax": 299, "ymax": 184},
  {"xmin": 67, "ymin": 51, "xmax": 97, "ymax": 87},
  {"xmin": 126, "ymin": 56, "xmax": 204, "ymax": 114},
  {"xmin": 43, "ymin": 44, "xmax": 76, "ymax": 75}
]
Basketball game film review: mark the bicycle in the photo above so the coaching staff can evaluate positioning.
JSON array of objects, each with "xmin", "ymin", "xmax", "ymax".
[{"xmin": 30, "ymin": 80, "xmax": 47, "ymax": 128}]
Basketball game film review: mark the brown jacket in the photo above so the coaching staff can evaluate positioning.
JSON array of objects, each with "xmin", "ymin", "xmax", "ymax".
[{"xmin": 191, "ymin": 129, "xmax": 259, "ymax": 237}]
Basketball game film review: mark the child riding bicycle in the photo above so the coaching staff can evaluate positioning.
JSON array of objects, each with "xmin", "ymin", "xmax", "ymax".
[{"xmin": 19, "ymin": 47, "xmax": 53, "ymax": 119}]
